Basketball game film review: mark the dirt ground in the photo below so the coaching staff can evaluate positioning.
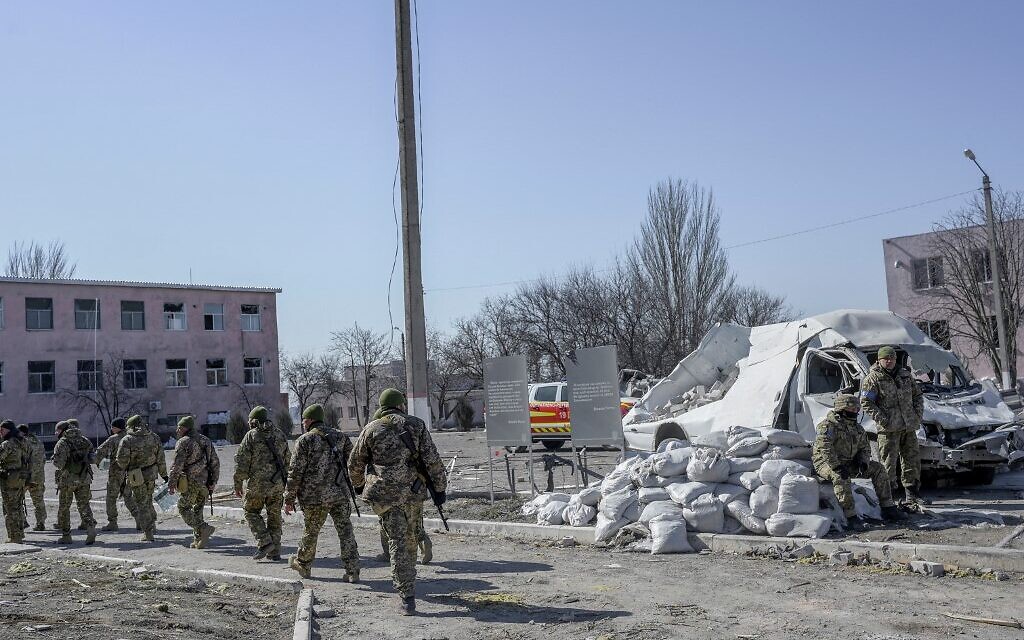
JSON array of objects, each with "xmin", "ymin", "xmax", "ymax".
[{"xmin": 0, "ymin": 553, "xmax": 295, "ymax": 640}]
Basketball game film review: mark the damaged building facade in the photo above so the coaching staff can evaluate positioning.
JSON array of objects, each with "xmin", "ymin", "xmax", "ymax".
[{"xmin": 0, "ymin": 277, "xmax": 284, "ymax": 444}]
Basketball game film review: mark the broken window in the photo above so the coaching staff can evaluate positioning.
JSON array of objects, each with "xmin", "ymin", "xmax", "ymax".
[
  {"xmin": 206, "ymin": 358, "xmax": 227, "ymax": 386},
  {"xmin": 348, "ymin": 405, "xmax": 358, "ymax": 419},
  {"xmin": 75, "ymin": 298, "xmax": 101, "ymax": 330},
  {"xmin": 26, "ymin": 297, "xmax": 53, "ymax": 330},
  {"xmin": 241, "ymin": 304, "xmax": 261, "ymax": 331},
  {"xmin": 805, "ymin": 353, "xmax": 845, "ymax": 395},
  {"xmin": 27, "ymin": 361, "xmax": 55, "ymax": 394},
  {"xmin": 972, "ymin": 249, "xmax": 993, "ymax": 283},
  {"xmin": 243, "ymin": 357, "xmax": 264, "ymax": 385},
  {"xmin": 123, "ymin": 359, "xmax": 148, "ymax": 390},
  {"xmin": 121, "ymin": 300, "xmax": 145, "ymax": 330},
  {"xmin": 915, "ymin": 320, "xmax": 951, "ymax": 350},
  {"xmin": 163, "ymin": 303, "xmax": 187, "ymax": 330},
  {"xmin": 77, "ymin": 359, "xmax": 103, "ymax": 391},
  {"xmin": 203, "ymin": 303, "xmax": 224, "ymax": 331},
  {"xmin": 166, "ymin": 359, "xmax": 188, "ymax": 388},
  {"xmin": 911, "ymin": 257, "xmax": 944, "ymax": 289}
]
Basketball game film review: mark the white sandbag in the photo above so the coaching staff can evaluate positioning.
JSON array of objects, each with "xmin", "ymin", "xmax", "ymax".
[
  {"xmin": 639, "ymin": 500, "xmax": 684, "ymax": 524},
  {"xmin": 666, "ymin": 481, "xmax": 716, "ymax": 506},
  {"xmin": 622, "ymin": 501, "xmax": 641, "ymax": 523},
  {"xmin": 726, "ymin": 436, "xmax": 769, "ymax": 458},
  {"xmin": 713, "ymin": 483, "xmax": 750, "ymax": 505},
  {"xmin": 725, "ymin": 499, "xmax": 768, "ymax": 535},
  {"xmin": 691, "ymin": 429, "xmax": 729, "ymax": 450},
  {"xmin": 601, "ymin": 459, "xmax": 639, "ymax": 495},
  {"xmin": 776, "ymin": 475, "xmax": 820, "ymax": 515},
  {"xmin": 852, "ymin": 480, "xmax": 883, "ymax": 521},
  {"xmin": 657, "ymin": 438, "xmax": 689, "ymax": 452},
  {"xmin": 763, "ymin": 445, "xmax": 813, "ymax": 461},
  {"xmin": 683, "ymin": 493, "xmax": 725, "ymax": 533},
  {"xmin": 727, "ymin": 425, "xmax": 762, "ymax": 447},
  {"xmin": 562, "ymin": 502, "xmax": 597, "ymax": 527},
  {"xmin": 521, "ymin": 492, "xmax": 571, "ymax": 516},
  {"xmin": 749, "ymin": 484, "xmax": 780, "ymax": 519},
  {"xmin": 652, "ymin": 447, "xmax": 692, "ymax": 477},
  {"xmin": 629, "ymin": 457, "xmax": 658, "ymax": 488},
  {"xmin": 765, "ymin": 512, "xmax": 832, "ymax": 538},
  {"xmin": 646, "ymin": 474, "xmax": 685, "ymax": 488},
  {"xmin": 639, "ymin": 486, "xmax": 671, "ymax": 504},
  {"xmin": 575, "ymin": 486, "xmax": 602, "ymax": 507},
  {"xmin": 728, "ymin": 457, "xmax": 764, "ymax": 473},
  {"xmin": 722, "ymin": 515, "xmax": 746, "ymax": 534},
  {"xmin": 687, "ymin": 448, "xmax": 730, "ymax": 483},
  {"xmin": 594, "ymin": 512, "xmax": 628, "ymax": 543},
  {"xmin": 732, "ymin": 471, "xmax": 762, "ymax": 491},
  {"xmin": 759, "ymin": 460, "xmax": 812, "ymax": 488},
  {"xmin": 762, "ymin": 428, "xmax": 809, "ymax": 448},
  {"xmin": 600, "ymin": 488, "xmax": 638, "ymax": 521},
  {"xmin": 649, "ymin": 514, "xmax": 693, "ymax": 554},
  {"xmin": 537, "ymin": 500, "xmax": 568, "ymax": 525}
]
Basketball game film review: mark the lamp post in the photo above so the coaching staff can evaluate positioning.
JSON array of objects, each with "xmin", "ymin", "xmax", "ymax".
[{"xmin": 964, "ymin": 148, "xmax": 1012, "ymax": 390}]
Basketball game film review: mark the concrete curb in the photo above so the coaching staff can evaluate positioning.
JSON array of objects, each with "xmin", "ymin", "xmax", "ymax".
[
  {"xmin": 293, "ymin": 588, "xmax": 315, "ymax": 640},
  {"xmin": 0, "ymin": 543, "xmax": 43, "ymax": 556}
]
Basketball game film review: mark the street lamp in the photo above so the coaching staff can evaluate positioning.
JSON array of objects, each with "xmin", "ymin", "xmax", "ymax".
[{"xmin": 963, "ymin": 148, "xmax": 1012, "ymax": 390}]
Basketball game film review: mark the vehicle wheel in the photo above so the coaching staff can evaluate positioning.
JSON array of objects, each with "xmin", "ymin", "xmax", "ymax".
[
  {"xmin": 955, "ymin": 467, "xmax": 996, "ymax": 486},
  {"xmin": 541, "ymin": 440, "xmax": 563, "ymax": 452}
]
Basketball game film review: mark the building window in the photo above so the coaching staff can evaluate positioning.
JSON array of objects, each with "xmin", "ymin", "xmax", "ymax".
[
  {"xmin": 915, "ymin": 320, "xmax": 951, "ymax": 350},
  {"xmin": 203, "ymin": 303, "xmax": 225, "ymax": 331},
  {"xmin": 121, "ymin": 300, "xmax": 145, "ymax": 330},
  {"xmin": 27, "ymin": 422, "xmax": 57, "ymax": 437},
  {"xmin": 77, "ymin": 360, "xmax": 103, "ymax": 391},
  {"xmin": 241, "ymin": 304, "xmax": 262, "ymax": 332},
  {"xmin": 206, "ymin": 359, "xmax": 227, "ymax": 386},
  {"xmin": 166, "ymin": 359, "xmax": 189, "ymax": 388},
  {"xmin": 28, "ymin": 361, "xmax": 55, "ymax": 394},
  {"xmin": 972, "ymin": 249, "xmax": 993, "ymax": 283},
  {"xmin": 911, "ymin": 257, "xmax": 944, "ymax": 290},
  {"xmin": 163, "ymin": 303, "xmax": 187, "ymax": 330},
  {"xmin": 243, "ymin": 357, "xmax": 264, "ymax": 385},
  {"xmin": 26, "ymin": 298, "xmax": 53, "ymax": 330},
  {"xmin": 348, "ymin": 405, "xmax": 358, "ymax": 419},
  {"xmin": 74, "ymin": 298, "xmax": 101, "ymax": 330},
  {"xmin": 123, "ymin": 359, "xmax": 148, "ymax": 389}
]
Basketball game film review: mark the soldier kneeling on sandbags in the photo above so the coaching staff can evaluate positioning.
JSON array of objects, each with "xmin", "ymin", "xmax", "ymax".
[{"xmin": 812, "ymin": 393, "xmax": 904, "ymax": 529}]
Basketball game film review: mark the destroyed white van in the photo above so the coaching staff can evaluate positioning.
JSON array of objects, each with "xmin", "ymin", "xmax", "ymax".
[{"xmin": 622, "ymin": 310, "xmax": 1022, "ymax": 485}]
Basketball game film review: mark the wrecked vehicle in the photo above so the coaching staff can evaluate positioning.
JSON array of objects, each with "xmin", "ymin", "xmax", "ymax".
[{"xmin": 623, "ymin": 309, "xmax": 1022, "ymax": 485}]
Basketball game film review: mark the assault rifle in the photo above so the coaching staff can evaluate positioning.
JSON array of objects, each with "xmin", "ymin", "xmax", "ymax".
[
  {"xmin": 398, "ymin": 425, "xmax": 449, "ymax": 531},
  {"xmin": 322, "ymin": 430, "xmax": 361, "ymax": 517},
  {"xmin": 264, "ymin": 422, "xmax": 289, "ymax": 489}
]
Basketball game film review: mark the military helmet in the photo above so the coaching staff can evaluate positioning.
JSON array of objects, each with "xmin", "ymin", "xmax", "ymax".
[
  {"xmin": 0, "ymin": 420, "xmax": 14, "ymax": 436},
  {"xmin": 126, "ymin": 415, "xmax": 143, "ymax": 428},
  {"xmin": 17, "ymin": 424, "xmax": 29, "ymax": 435},
  {"xmin": 177, "ymin": 415, "xmax": 195, "ymax": 430},
  {"xmin": 249, "ymin": 406, "xmax": 269, "ymax": 423},
  {"xmin": 378, "ymin": 388, "xmax": 406, "ymax": 409},
  {"xmin": 834, "ymin": 393, "xmax": 861, "ymax": 412},
  {"xmin": 302, "ymin": 404, "xmax": 325, "ymax": 423}
]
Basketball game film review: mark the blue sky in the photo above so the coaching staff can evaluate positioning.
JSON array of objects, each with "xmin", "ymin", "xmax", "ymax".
[{"xmin": 2, "ymin": 1, "xmax": 1022, "ymax": 355}]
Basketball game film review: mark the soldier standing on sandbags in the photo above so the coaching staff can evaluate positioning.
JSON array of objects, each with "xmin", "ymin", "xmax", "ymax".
[
  {"xmin": 168, "ymin": 416, "xmax": 220, "ymax": 549},
  {"xmin": 234, "ymin": 406, "xmax": 291, "ymax": 561},
  {"xmin": 115, "ymin": 415, "xmax": 168, "ymax": 542},
  {"xmin": 0, "ymin": 420, "xmax": 32, "ymax": 543},
  {"xmin": 812, "ymin": 394, "xmax": 903, "ymax": 529},
  {"xmin": 51, "ymin": 420, "xmax": 98, "ymax": 545},
  {"xmin": 93, "ymin": 417, "xmax": 138, "ymax": 531},
  {"xmin": 859, "ymin": 345, "xmax": 925, "ymax": 507},
  {"xmin": 17, "ymin": 424, "xmax": 47, "ymax": 531}
]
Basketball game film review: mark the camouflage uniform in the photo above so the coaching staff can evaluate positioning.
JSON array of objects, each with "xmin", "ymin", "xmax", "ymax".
[
  {"xmin": 0, "ymin": 426, "xmax": 32, "ymax": 543},
  {"xmin": 813, "ymin": 409, "xmax": 895, "ymax": 517},
  {"xmin": 95, "ymin": 428, "xmax": 138, "ymax": 527},
  {"xmin": 169, "ymin": 420, "xmax": 220, "ymax": 547},
  {"xmin": 115, "ymin": 417, "xmax": 168, "ymax": 540},
  {"xmin": 21, "ymin": 429, "xmax": 47, "ymax": 529},
  {"xmin": 285, "ymin": 420, "xmax": 360, "ymax": 578},
  {"xmin": 349, "ymin": 408, "xmax": 447, "ymax": 601},
  {"xmin": 234, "ymin": 419, "xmax": 291, "ymax": 557},
  {"xmin": 860, "ymin": 360, "xmax": 924, "ymax": 494},
  {"xmin": 52, "ymin": 425, "xmax": 97, "ymax": 539}
]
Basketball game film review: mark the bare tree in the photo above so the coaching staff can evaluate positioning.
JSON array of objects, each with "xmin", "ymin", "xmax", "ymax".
[
  {"xmin": 723, "ymin": 285, "xmax": 796, "ymax": 327},
  {"xmin": 5, "ymin": 240, "xmax": 77, "ymax": 279},
  {"xmin": 280, "ymin": 351, "xmax": 344, "ymax": 419},
  {"xmin": 331, "ymin": 323, "xmax": 396, "ymax": 427},
  {"xmin": 926, "ymin": 190, "xmax": 1024, "ymax": 384},
  {"xmin": 59, "ymin": 353, "xmax": 147, "ymax": 437}
]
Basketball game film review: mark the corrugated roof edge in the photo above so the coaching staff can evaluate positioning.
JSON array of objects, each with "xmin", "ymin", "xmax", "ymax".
[{"xmin": 0, "ymin": 276, "xmax": 281, "ymax": 294}]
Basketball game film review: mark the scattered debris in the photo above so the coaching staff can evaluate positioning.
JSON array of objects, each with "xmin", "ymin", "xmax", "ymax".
[
  {"xmin": 828, "ymin": 551, "xmax": 854, "ymax": 567},
  {"xmin": 8, "ymin": 561, "xmax": 38, "ymax": 575},
  {"xmin": 995, "ymin": 524, "xmax": 1024, "ymax": 548},
  {"xmin": 908, "ymin": 561, "xmax": 945, "ymax": 578},
  {"xmin": 943, "ymin": 612, "xmax": 1023, "ymax": 629},
  {"xmin": 313, "ymin": 605, "xmax": 336, "ymax": 619},
  {"xmin": 155, "ymin": 603, "xmax": 170, "ymax": 613}
]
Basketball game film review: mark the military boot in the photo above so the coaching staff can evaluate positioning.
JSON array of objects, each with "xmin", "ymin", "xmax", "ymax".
[
  {"xmin": 252, "ymin": 542, "xmax": 275, "ymax": 560},
  {"xmin": 102, "ymin": 521, "xmax": 118, "ymax": 532},
  {"xmin": 85, "ymin": 526, "xmax": 97, "ymax": 545},
  {"xmin": 195, "ymin": 524, "xmax": 215, "ymax": 549},
  {"xmin": 288, "ymin": 556, "xmax": 311, "ymax": 579},
  {"xmin": 846, "ymin": 515, "xmax": 869, "ymax": 531},
  {"xmin": 398, "ymin": 596, "xmax": 416, "ymax": 616},
  {"xmin": 33, "ymin": 522, "xmax": 46, "ymax": 532},
  {"xmin": 905, "ymin": 486, "xmax": 931, "ymax": 506},
  {"xmin": 420, "ymin": 538, "xmax": 433, "ymax": 564},
  {"xmin": 881, "ymin": 505, "xmax": 906, "ymax": 521},
  {"xmin": 57, "ymin": 533, "xmax": 73, "ymax": 544},
  {"xmin": 141, "ymin": 530, "xmax": 155, "ymax": 543}
]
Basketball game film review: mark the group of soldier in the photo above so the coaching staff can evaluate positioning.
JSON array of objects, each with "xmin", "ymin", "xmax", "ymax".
[
  {"xmin": 0, "ymin": 387, "xmax": 446, "ymax": 615},
  {"xmin": 812, "ymin": 345, "xmax": 925, "ymax": 528}
]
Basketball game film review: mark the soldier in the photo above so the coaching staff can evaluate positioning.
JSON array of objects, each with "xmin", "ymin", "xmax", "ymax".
[
  {"xmin": 284, "ymin": 404, "xmax": 360, "ymax": 582},
  {"xmin": 349, "ymin": 389, "xmax": 447, "ymax": 616},
  {"xmin": 51, "ymin": 420, "xmax": 98, "ymax": 545},
  {"xmin": 812, "ymin": 394, "xmax": 903, "ymax": 528},
  {"xmin": 93, "ymin": 418, "xmax": 138, "ymax": 531},
  {"xmin": 168, "ymin": 416, "xmax": 219, "ymax": 549},
  {"xmin": 860, "ymin": 345, "xmax": 925, "ymax": 506},
  {"xmin": 17, "ymin": 424, "xmax": 47, "ymax": 531},
  {"xmin": 234, "ymin": 406, "xmax": 291, "ymax": 561},
  {"xmin": 0, "ymin": 420, "xmax": 33, "ymax": 543},
  {"xmin": 115, "ymin": 415, "xmax": 168, "ymax": 542}
]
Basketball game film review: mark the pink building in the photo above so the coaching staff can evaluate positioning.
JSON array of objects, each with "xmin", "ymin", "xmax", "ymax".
[
  {"xmin": 0, "ymin": 277, "xmax": 283, "ymax": 444},
  {"xmin": 882, "ymin": 229, "xmax": 1023, "ymax": 386}
]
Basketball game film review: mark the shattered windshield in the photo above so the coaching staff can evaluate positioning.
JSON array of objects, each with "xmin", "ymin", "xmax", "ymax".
[{"xmin": 913, "ymin": 364, "xmax": 977, "ymax": 394}]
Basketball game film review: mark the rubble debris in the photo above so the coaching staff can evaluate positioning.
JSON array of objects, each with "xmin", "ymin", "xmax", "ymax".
[
  {"xmin": 313, "ymin": 605, "xmax": 336, "ymax": 619},
  {"xmin": 942, "ymin": 613, "xmax": 1023, "ymax": 629},
  {"xmin": 909, "ymin": 561, "xmax": 945, "ymax": 577},
  {"xmin": 828, "ymin": 551, "xmax": 854, "ymax": 566}
]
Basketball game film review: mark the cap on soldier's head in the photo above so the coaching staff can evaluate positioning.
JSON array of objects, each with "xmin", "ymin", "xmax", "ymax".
[
  {"xmin": 111, "ymin": 417, "xmax": 126, "ymax": 431},
  {"xmin": 17, "ymin": 424, "xmax": 29, "ymax": 435},
  {"xmin": 66, "ymin": 418, "xmax": 79, "ymax": 427},
  {"xmin": 835, "ymin": 393, "xmax": 860, "ymax": 411},
  {"xmin": 0, "ymin": 419, "xmax": 14, "ymax": 432},
  {"xmin": 249, "ymin": 406, "xmax": 269, "ymax": 422},
  {"xmin": 126, "ymin": 415, "xmax": 142, "ymax": 428},
  {"xmin": 877, "ymin": 346, "xmax": 897, "ymax": 360},
  {"xmin": 378, "ymin": 388, "xmax": 406, "ymax": 409},
  {"xmin": 55, "ymin": 420, "xmax": 69, "ymax": 434},
  {"xmin": 302, "ymin": 404, "xmax": 325, "ymax": 423},
  {"xmin": 177, "ymin": 415, "xmax": 195, "ymax": 430}
]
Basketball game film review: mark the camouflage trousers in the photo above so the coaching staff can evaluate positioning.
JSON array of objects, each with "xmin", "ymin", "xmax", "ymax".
[
  {"xmin": 26, "ymin": 478, "xmax": 46, "ymax": 526},
  {"xmin": 877, "ymin": 430, "xmax": 921, "ymax": 492},
  {"xmin": 296, "ymin": 500, "xmax": 359, "ymax": 575},
  {"xmin": 1, "ymin": 484, "xmax": 26, "ymax": 542},
  {"xmin": 815, "ymin": 460, "xmax": 895, "ymax": 517},
  {"xmin": 379, "ymin": 502, "xmax": 419, "ymax": 599},
  {"xmin": 57, "ymin": 481, "xmax": 96, "ymax": 533},
  {"xmin": 176, "ymin": 483, "xmax": 210, "ymax": 542},
  {"xmin": 378, "ymin": 500, "xmax": 429, "ymax": 560},
  {"xmin": 127, "ymin": 479, "xmax": 157, "ymax": 535},
  {"xmin": 243, "ymin": 487, "xmax": 284, "ymax": 552},
  {"xmin": 106, "ymin": 471, "xmax": 138, "ymax": 524}
]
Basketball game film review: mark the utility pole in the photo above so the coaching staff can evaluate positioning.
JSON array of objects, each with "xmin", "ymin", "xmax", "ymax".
[{"xmin": 395, "ymin": 0, "xmax": 430, "ymax": 424}]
